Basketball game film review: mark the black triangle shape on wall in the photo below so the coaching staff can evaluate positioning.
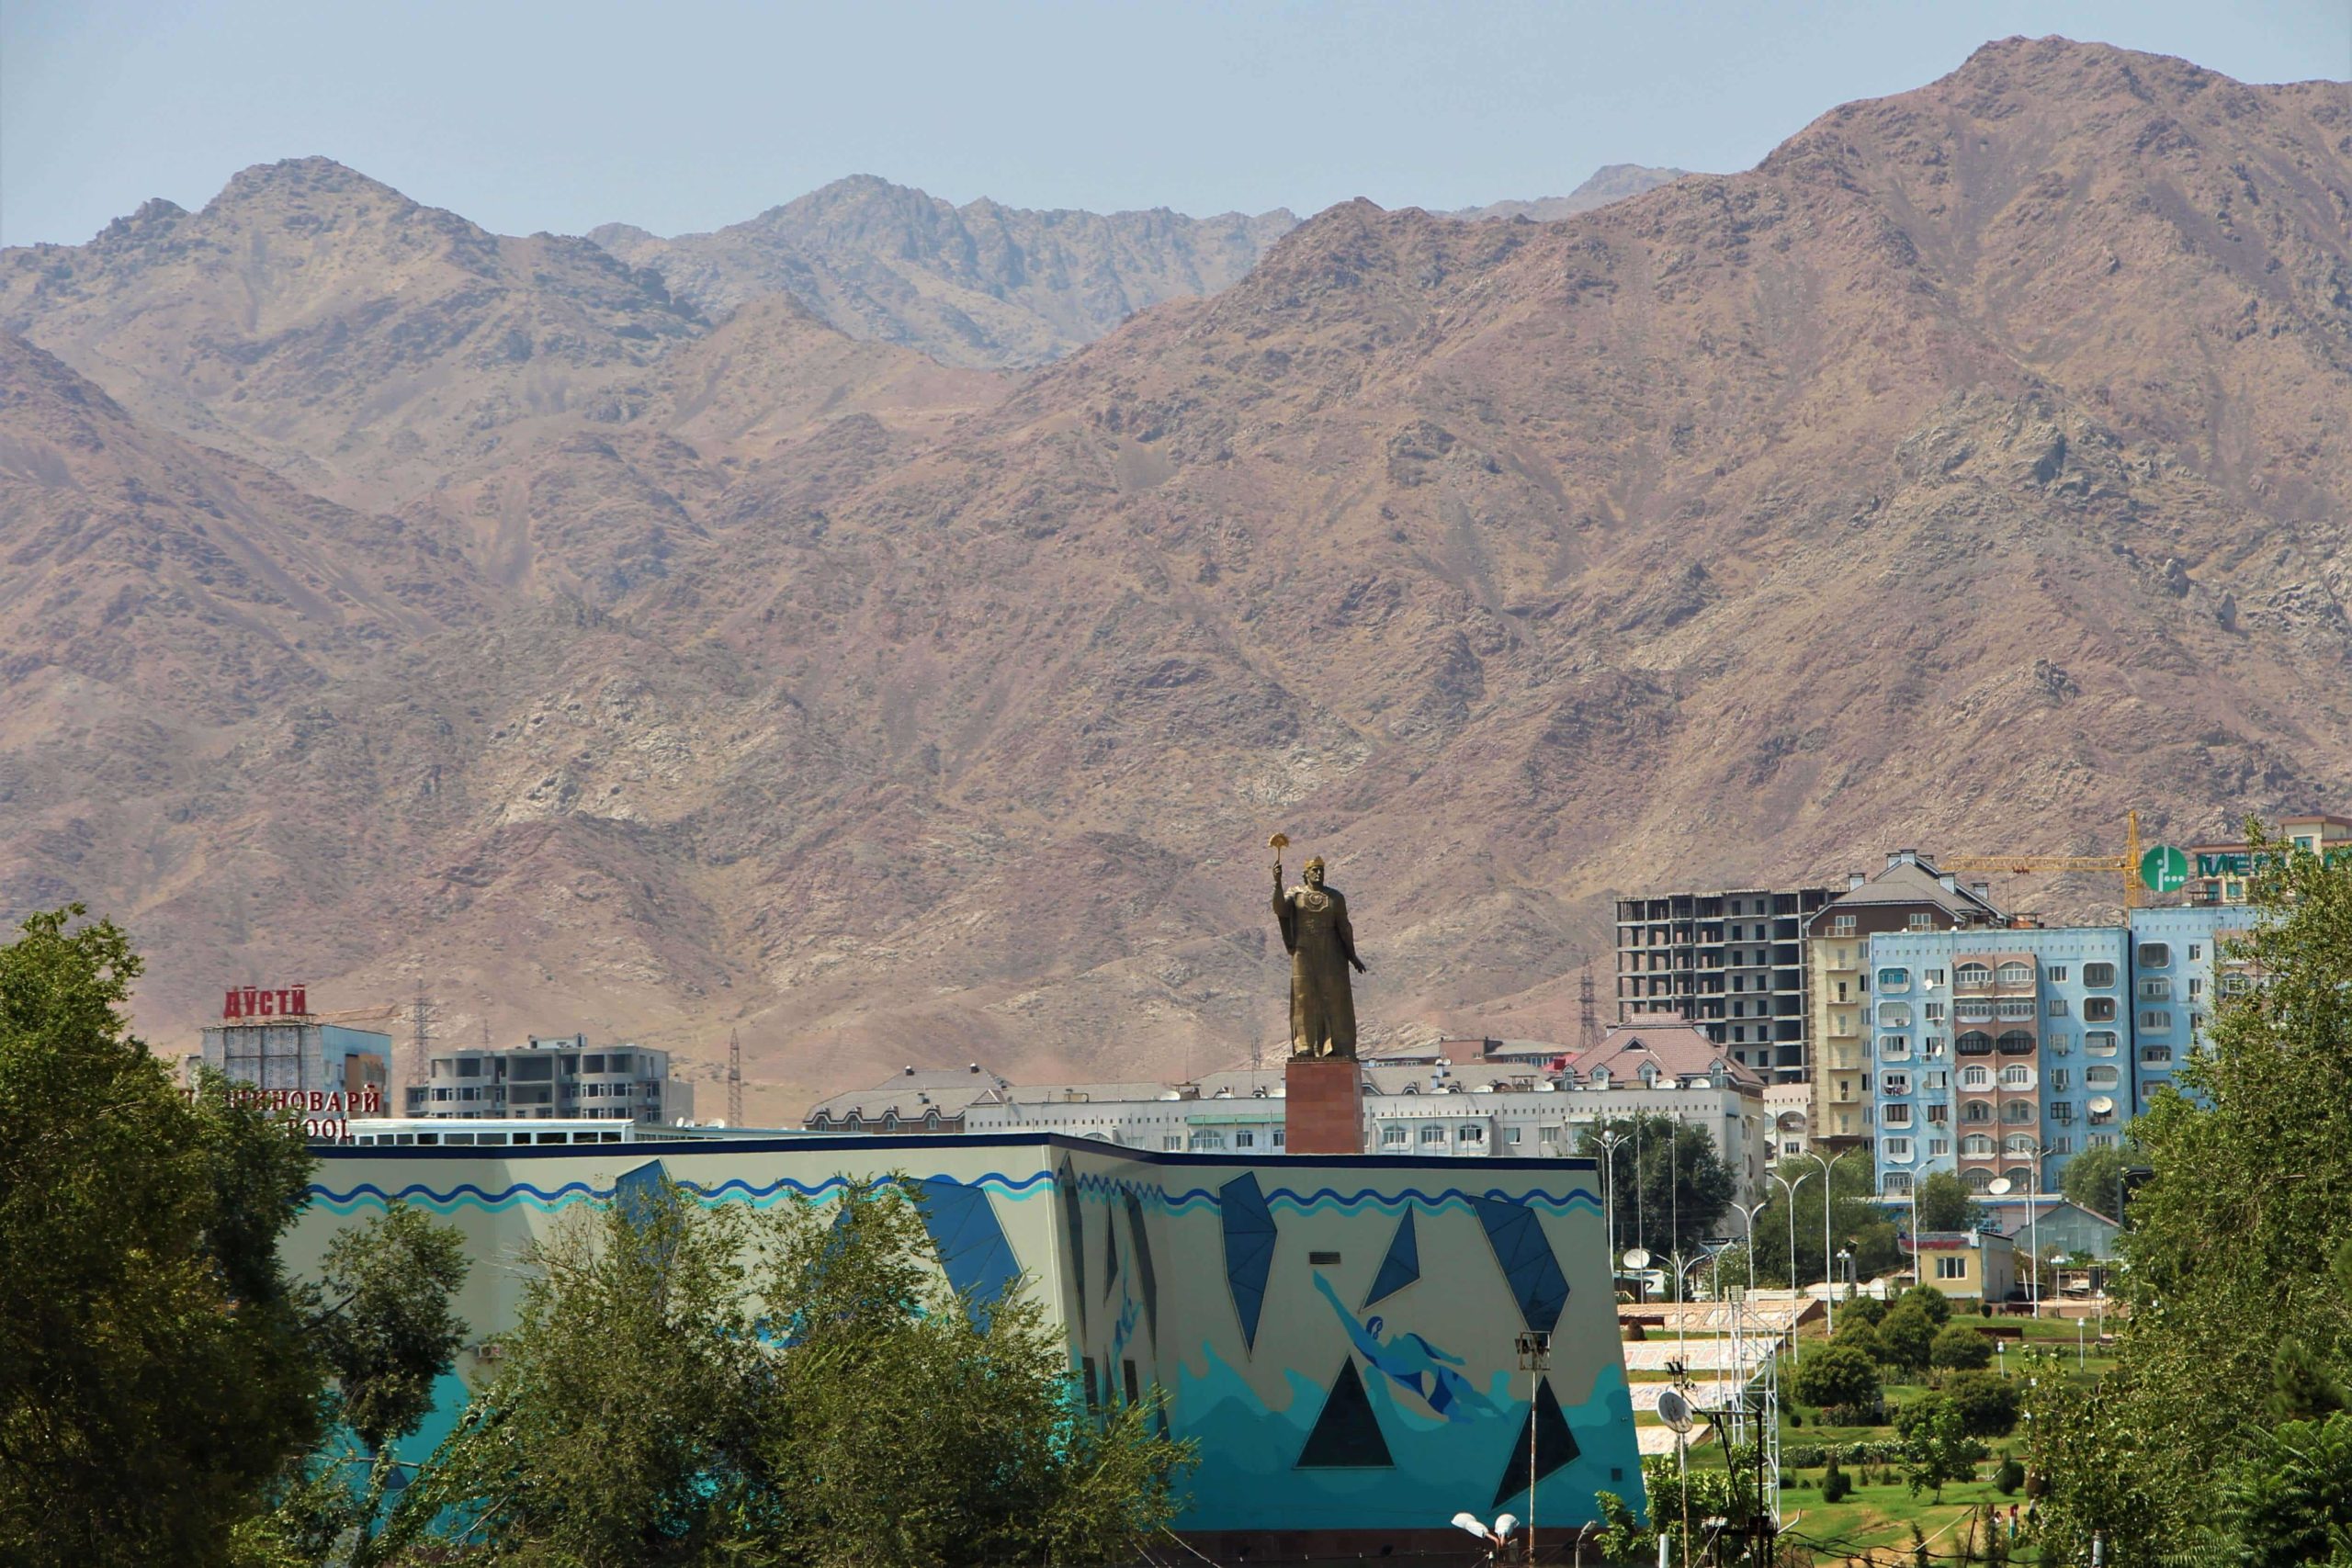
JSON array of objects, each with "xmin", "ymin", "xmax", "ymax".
[
  {"xmin": 1296, "ymin": 1357, "xmax": 1396, "ymax": 1469},
  {"xmin": 1492, "ymin": 1377, "xmax": 1581, "ymax": 1507}
]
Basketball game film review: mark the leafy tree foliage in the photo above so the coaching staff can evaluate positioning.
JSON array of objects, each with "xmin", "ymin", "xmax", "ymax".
[
  {"xmin": 0, "ymin": 908, "xmax": 468, "ymax": 1568},
  {"xmin": 389, "ymin": 1176, "xmax": 1192, "ymax": 1566},
  {"xmin": 1874, "ymin": 1303, "xmax": 1937, "ymax": 1373},
  {"xmin": 1931, "ymin": 1324, "xmax": 1994, "ymax": 1372},
  {"xmin": 1897, "ymin": 1394, "xmax": 1981, "ymax": 1502},
  {"xmin": 1914, "ymin": 1171, "xmax": 1983, "ymax": 1234},
  {"xmin": 0, "ymin": 909, "xmax": 321, "ymax": 1566},
  {"xmin": 1577, "ymin": 1112, "xmax": 1735, "ymax": 1262},
  {"xmin": 2059, "ymin": 1140, "xmax": 2131, "ymax": 1219},
  {"xmin": 2026, "ymin": 829, "xmax": 2352, "ymax": 1564},
  {"xmin": 1944, "ymin": 1371, "xmax": 2020, "ymax": 1438},
  {"xmin": 1900, "ymin": 1283, "xmax": 1952, "ymax": 1325},
  {"xmin": 1792, "ymin": 1344, "xmax": 1883, "ymax": 1412},
  {"xmin": 2217, "ymin": 1410, "xmax": 2352, "ymax": 1567}
]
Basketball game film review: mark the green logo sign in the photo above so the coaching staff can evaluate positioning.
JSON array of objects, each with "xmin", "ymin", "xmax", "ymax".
[{"xmin": 2141, "ymin": 844, "xmax": 2189, "ymax": 893}]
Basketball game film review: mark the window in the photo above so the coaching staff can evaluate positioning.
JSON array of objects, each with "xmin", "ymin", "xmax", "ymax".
[
  {"xmin": 1962, "ymin": 1134, "xmax": 1996, "ymax": 1157},
  {"xmin": 1996, "ymin": 1030, "xmax": 2035, "ymax": 1055},
  {"xmin": 1997, "ymin": 998, "xmax": 2036, "ymax": 1021},
  {"xmin": 2138, "ymin": 942, "xmax": 2171, "ymax": 967},
  {"xmin": 1957, "ymin": 999, "xmax": 1996, "ymax": 1022},
  {"xmin": 1878, "ymin": 967, "xmax": 1912, "ymax": 991},
  {"xmin": 1273, "ymin": 1131, "xmax": 1286, "ymax": 1149},
  {"xmin": 1928, "ymin": 1135, "xmax": 1950, "ymax": 1156},
  {"xmin": 1883, "ymin": 1173, "xmax": 1914, "ymax": 1195},
  {"xmin": 1925, "ymin": 969, "xmax": 1946, "ymax": 986},
  {"xmin": 1878, "ymin": 1003, "xmax": 1913, "ymax": 1028},
  {"xmin": 2221, "ymin": 973, "xmax": 2254, "ymax": 998},
  {"xmin": 1964, "ymin": 1168, "xmax": 1996, "ymax": 1192},
  {"xmin": 1937, "ymin": 1256, "xmax": 1968, "ymax": 1280},
  {"xmin": 1458, "ymin": 1123, "xmax": 1486, "ymax": 1145},
  {"xmin": 1419, "ymin": 1124, "xmax": 1446, "ymax": 1145},
  {"xmin": 1956, "ymin": 963, "xmax": 1993, "ymax": 987},
  {"xmin": 1235, "ymin": 1131, "xmax": 1255, "ymax": 1149},
  {"xmin": 1883, "ymin": 1104, "xmax": 1913, "ymax": 1127},
  {"xmin": 2140, "ymin": 1010, "xmax": 2174, "ymax": 1032},
  {"xmin": 2047, "ymin": 966, "xmax": 2069, "ymax": 983},
  {"xmin": 1957, "ymin": 1032, "xmax": 1994, "ymax": 1055},
  {"xmin": 1164, "ymin": 1134, "xmax": 1184, "ymax": 1150},
  {"xmin": 1927, "ymin": 1103, "xmax": 1950, "ymax": 1123},
  {"xmin": 1882, "ymin": 1073, "xmax": 1912, "ymax": 1096},
  {"xmin": 2086, "ymin": 1066, "xmax": 2121, "ymax": 1089},
  {"xmin": 2084, "ymin": 963, "xmax": 2116, "ymax": 987},
  {"xmin": 1834, "ymin": 914, "xmax": 1857, "ymax": 934},
  {"xmin": 2083, "ymin": 998, "xmax": 2118, "ymax": 1021},
  {"xmin": 2002, "ymin": 1100, "xmax": 2036, "ymax": 1123},
  {"xmin": 2138, "ymin": 977, "xmax": 2172, "ymax": 1000},
  {"xmin": 2188, "ymin": 944, "xmax": 2202, "ymax": 961},
  {"xmin": 2050, "ymin": 1101, "xmax": 2075, "ymax": 1122},
  {"xmin": 1538, "ymin": 1125, "xmax": 1560, "ymax": 1145},
  {"xmin": 1960, "ymin": 1064, "xmax": 1991, "ymax": 1089},
  {"xmin": 1996, "ymin": 962, "xmax": 2034, "ymax": 986},
  {"xmin": 1883, "ymin": 1137, "xmax": 1914, "ymax": 1160},
  {"xmin": 1880, "ymin": 1035, "xmax": 1913, "ymax": 1060},
  {"xmin": 1924, "ymin": 1001, "xmax": 1946, "ymax": 1021},
  {"xmin": 1908, "ymin": 913, "xmax": 1935, "ymax": 931},
  {"xmin": 2049, "ymin": 1134, "xmax": 2074, "ymax": 1154},
  {"xmin": 1925, "ymin": 1070, "xmax": 1950, "ymax": 1089},
  {"xmin": 608, "ymin": 1054, "xmax": 633, "ymax": 1073},
  {"xmin": 1189, "ymin": 1131, "xmax": 1227, "ymax": 1151},
  {"xmin": 1505, "ymin": 1126, "xmax": 1522, "ymax": 1145},
  {"xmin": 2141, "ymin": 1044, "xmax": 2173, "ymax": 1066},
  {"xmin": 2051, "ymin": 1067, "xmax": 2072, "ymax": 1090},
  {"xmin": 1999, "ymin": 1064, "xmax": 2033, "ymax": 1089},
  {"xmin": 2046, "ymin": 1032, "xmax": 2073, "ymax": 1055},
  {"xmin": 2188, "ymin": 977, "xmax": 2203, "ymax": 998}
]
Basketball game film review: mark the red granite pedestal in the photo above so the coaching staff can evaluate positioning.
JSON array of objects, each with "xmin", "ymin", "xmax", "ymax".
[{"xmin": 1283, "ymin": 1055, "xmax": 1364, "ymax": 1155}]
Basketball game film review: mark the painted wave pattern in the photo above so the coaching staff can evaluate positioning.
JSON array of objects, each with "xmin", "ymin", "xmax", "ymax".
[{"xmin": 311, "ymin": 1167, "xmax": 1600, "ymax": 1219}]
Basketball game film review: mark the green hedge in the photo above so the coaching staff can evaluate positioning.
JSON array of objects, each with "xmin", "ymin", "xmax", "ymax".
[{"xmin": 1782, "ymin": 1440, "xmax": 1905, "ymax": 1468}]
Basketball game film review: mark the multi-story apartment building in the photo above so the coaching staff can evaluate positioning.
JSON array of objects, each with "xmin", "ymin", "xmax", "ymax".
[
  {"xmin": 1866, "ymin": 924, "xmax": 2133, "ymax": 1200},
  {"xmin": 405, "ymin": 1033, "xmax": 691, "ymax": 1123},
  {"xmin": 1804, "ymin": 852, "xmax": 2005, "ymax": 1151},
  {"xmin": 1614, "ymin": 882, "xmax": 1834, "ymax": 1081},
  {"xmin": 2125, "ymin": 904, "xmax": 2258, "ymax": 1107}
]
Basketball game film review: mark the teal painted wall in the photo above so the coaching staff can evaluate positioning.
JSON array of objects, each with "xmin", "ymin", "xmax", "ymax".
[{"xmin": 291, "ymin": 1134, "xmax": 1643, "ymax": 1535}]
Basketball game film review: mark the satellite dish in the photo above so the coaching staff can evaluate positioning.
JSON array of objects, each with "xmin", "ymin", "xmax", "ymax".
[
  {"xmin": 1986, "ymin": 1178, "xmax": 2015, "ymax": 1196},
  {"xmin": 2089, "ymin": 1095, "xmax": 2115, "ymax": 1115},
  {"xmin": 1657, "ymin": 1388, "xmax": 1696, "ymax": 1434},
  {"xmin": 1623, "ymin": 1248, "xmax": 1653, "ymax": 1269}
]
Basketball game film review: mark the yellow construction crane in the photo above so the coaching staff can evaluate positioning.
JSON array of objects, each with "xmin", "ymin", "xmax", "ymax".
[{"xmin": 1940, "ymin": 809, "xmax": 2143, "ymax": 911}]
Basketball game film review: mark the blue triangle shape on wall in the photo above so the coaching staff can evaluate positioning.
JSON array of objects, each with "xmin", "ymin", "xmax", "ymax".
[
  {"xmin": 1470, "ymin": 1194, "xmax": 1568, "ymax": 1335},
  {"xmin": 1296, "ymin": 1357, "xmax": 1396, "ymax": 1469},
  {"xmin": 1493, "ymin": 1377, "xmax": 1581, "ymax": 1507},
  {"xmin": 1363, "ymin": 1208, "xmax": 1420, "ymax": 1310},
  {"xmin": 1058, "ymin": 1157, "xmax": 1087, "ymax": 1335},
  {"xmin": 1220, "ymin": 1171, "xmax": 1277, "ymax": 1353},
  {"xmin": 912, "ymin": 1176, "xmax": 1022, "ymax": 1327},
  {"xmin": 1124, "ymin": 1189, "xmax": 1159, "ymax": 1342}
]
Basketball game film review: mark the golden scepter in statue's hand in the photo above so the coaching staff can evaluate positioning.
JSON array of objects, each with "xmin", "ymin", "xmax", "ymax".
[{"xmin": 1269, "ymin": 832, "xmax": 1288, "ymax": 888}]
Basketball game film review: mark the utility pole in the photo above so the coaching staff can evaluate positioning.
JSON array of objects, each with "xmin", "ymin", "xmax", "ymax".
[
  {"xmin": 727, "ymin": 1028, "xmax": 744, "ymax": 1126},
  {"xmin": 1515, "ymin": 1331, "xmax": 1552, "ymax": 1564},
  {"xmin": 1577, "ymin": 969, "xmax": 1600, "ymax": 1049}
]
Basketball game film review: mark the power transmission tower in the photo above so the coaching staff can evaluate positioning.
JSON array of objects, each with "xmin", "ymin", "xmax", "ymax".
[
  {"xmin": 407, "ymin": 983, "xmax": 440, "ymax": 1094},
  {"xmin": 727, "ymin": 1028, "xmax": 743, "ymax": 1126},
  {"xmin": 1578, "ymin": 969, "xmax": 1600, "ymax": 1049}
]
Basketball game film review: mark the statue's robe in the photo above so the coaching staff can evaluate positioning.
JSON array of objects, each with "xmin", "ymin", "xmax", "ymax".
[{"xmin": 1276, "ymin": 882, "xmax": 1361, "ymax": 1057}]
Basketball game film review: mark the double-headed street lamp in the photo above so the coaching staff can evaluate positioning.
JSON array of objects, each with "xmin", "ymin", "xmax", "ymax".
[
  {"xmin": 1595, "ymin": 1129, "xmax": 1625, "ymax": 1267},
  {"xmin": 1804, "ymin": 1146, "xmax": 1859, "ymax": 1332},
  {"xmin": 1770, "ymin": 1168, "xmax": 1812, "ymax": 1303}
]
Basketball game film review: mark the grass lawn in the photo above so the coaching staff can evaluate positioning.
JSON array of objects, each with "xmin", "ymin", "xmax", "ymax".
[{"xmin": 1776, "ymin": 1472, "xmax": 2041, "ymax": 1562}]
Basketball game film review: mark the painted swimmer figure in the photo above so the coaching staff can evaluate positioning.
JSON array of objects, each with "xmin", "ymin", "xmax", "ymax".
[{"xmin": 1310, "ymin": 1270, "xmax": 1497, "ymax": 1422}]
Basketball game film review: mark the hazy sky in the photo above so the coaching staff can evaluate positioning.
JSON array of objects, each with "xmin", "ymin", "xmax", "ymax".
[{"xmin": 4, "ymin": 0, "xmax": 2346, "ymax": 248}]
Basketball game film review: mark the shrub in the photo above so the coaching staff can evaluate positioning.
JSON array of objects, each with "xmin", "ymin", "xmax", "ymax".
[
  {"xmin": 1994, "ymin": 1452, "xmax": 2024, "ymax": 1495},
  {"xmin": 1902, "ymin": 1283, "xmax": 1953, "ymax": 1325},
  {"xmin": 1946, "ymin": 1371, "xmax": 2022, "ymax": 1438},
  {"xmin": 1834, "ymin": 1314, "xmax": 1883, "ymax": 1361},
  {"xmin": 1822, "ymin": 1399, "xmax": 1887, "ymax": 1427},
  {"xmin": 1822, "ymin": 1453, "xmax": 1852, "ymax": 1503},
  {"xmin": 1980, "ymin": 1299, "xmax": 1996, "ymax": 1318},
  {"xmin": 1794, "ymin": 1344, "xmax": 1883, "ymax": 1412},
  {"xmin": 1847, "ymin": 1296, "xmax": 1890, "ymax": 1328},
  {"xmin": 1876, "ymin": 1303, "xmax": 1937, "ymax": 1371},
  {"xmin": 1931, "ymin": 1324, "xmax": 1995, "ymax": 1372}
]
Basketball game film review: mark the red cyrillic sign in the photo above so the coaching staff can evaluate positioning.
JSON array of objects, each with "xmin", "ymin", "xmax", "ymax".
[{"xmin": 222, "ymin": 987, "xmax": 308, "ymax": 1020}]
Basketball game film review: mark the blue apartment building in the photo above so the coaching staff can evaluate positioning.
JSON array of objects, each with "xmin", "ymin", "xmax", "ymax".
[
  {"xmin": 1865, "ymin": 925, "xmax": 2133, "ymax": 1200},
  {"xmin": 1868, "ymin": 906, "xmax": 2266, "ymax": 1200}
]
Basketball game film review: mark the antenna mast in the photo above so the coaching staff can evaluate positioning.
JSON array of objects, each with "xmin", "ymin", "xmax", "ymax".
[
  {"xmin": 407, "ymin": 982, "xmax": 439, "ymax": 1099},
  {"xmin": 727, "ymin": 1028, "xmax": 744, "ymax": 1125},
  {"xmin": 1578, "ymin": 969, "xmax": 1600, "ymax": 1049}
]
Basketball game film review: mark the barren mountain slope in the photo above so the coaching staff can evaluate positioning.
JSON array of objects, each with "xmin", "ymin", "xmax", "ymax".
[
  {"xmin": 1446, "ymin": 164, "xmax": 1694, "ymax": 221},
  {"xmin": 2, "ymin": 39, "xmax": 2347, "ymax": 1121},
  {"xmin": 589, "ymin": 175, "xmax": 1298, "ymax": 368},
  {"xmin": 0, "ymin": 158, "xmax": 707, "ymax": 508}
]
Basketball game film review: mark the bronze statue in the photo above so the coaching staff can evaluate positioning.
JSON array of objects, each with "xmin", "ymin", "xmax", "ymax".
[{"xmin": 1271, "ymin": 834, "xmax": 1367, "ymax": 1058}]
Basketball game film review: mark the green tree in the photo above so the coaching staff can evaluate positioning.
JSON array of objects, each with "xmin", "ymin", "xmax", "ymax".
[
  {"xmin": 1792, "ymin": 1344, "xmax": 1883, "ymax": 1412},
  {"xmin": 1832, "ymin": 1313, "xmax": 1883, "ymax": 1361},
  {"xmin": 2217, "ymin": 1410, "xmax": 2352, "ymax": 1568},
  {"xmin": 1915, "ymin": 1171, "xmax": 1983, "ymax": 1234},
  {"xmin": 1875, "ymin": 1303, "xmax": 1936, "ymax": 1373},
  {"xmin": 1899, "ymin": 1394, "xmax": 1980, "ymax": 1502},
  {"xmin": 1901, "ymin": 1282, "xmax": 1953, "ymax": 1325},
  {"xmin": 1748, "ymin": 1153, "xmax": 1901, "ymax": 1288},
  {"xmin": 2027, "ymin": 827, "xmax": 2352, "ymax": 1564},
  {"xmin": 1944, "ymin": 1371, "xmax": 2020, "ymax": 1438},
  {"xmin": 391, "ymin": 1175, "xmax": 1192, "ymax": 1565},
  {"xmin": 1577, "ymin": 1112, "xmax": 1736, "ymax": 1262},
  {"xmin": 0, "ymin": 909, "xmax": 320, "ymax": 1566},
  {"xmin": 1931, "ymin": 1324, "xmax": 1994, "ymax": 1372},
  {"xmin": 2060, "ymin": 1140, "xmax": 2131, "ymax": 1219}
]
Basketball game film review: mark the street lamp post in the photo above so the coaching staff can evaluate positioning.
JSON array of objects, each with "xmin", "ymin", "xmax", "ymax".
[
  {"xmin": 1770, "ymin": 1169, "xmax": 1812, "ymax": 1303},
  {"xmin": 1907, "ymin": 1179, "xmax": 1922, "ymax": 1291},
  {"xmin": 1596, "ymin": 1129, "xmax": 1624, "ymax": 1269},
  {"xmin": 1734, "ymin": 1200, "xmax": 1770, "ymax": 1296},
  {"xmin": 1515, "ymin": 1330, "xmax": 1552, "ymax": 1565},
  {"xmin": 1804, "ymin": 1147, "xmax": 1859, "ymax": 1332}
]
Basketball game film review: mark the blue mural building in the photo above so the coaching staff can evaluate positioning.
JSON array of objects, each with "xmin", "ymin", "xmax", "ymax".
[{"xmin": 287, "ymin": 1133, "xmax": 1644, "ymax": 1554}]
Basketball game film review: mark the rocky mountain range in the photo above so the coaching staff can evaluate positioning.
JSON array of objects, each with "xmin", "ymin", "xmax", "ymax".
[
  {"xmin": 2, "ymin": 37, "xmax": 2347, "ymax": 1120},
  {"xmin": 1442, "ymin": 164, "xmax": 1691, "ymax": 222}
]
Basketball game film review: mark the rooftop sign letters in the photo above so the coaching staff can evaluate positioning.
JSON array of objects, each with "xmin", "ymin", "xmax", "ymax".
[
  {"xmin": 2191, "ymin": 847, "xmax": 2352, "ymax": 880},
  {"xmin": 222, "ymin": 986, "xmax": 309, "ymax": 1021}
]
